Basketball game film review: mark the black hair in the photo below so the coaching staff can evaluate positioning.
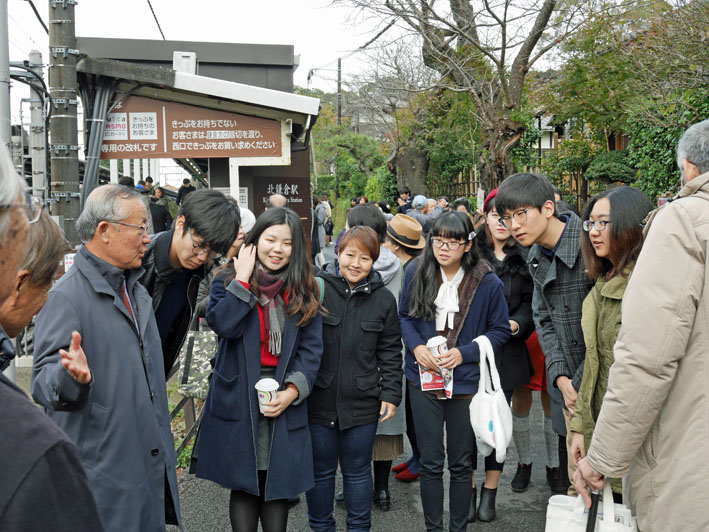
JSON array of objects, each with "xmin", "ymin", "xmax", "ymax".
[
  {"xmin": 495, "ymin": 173, "xmax": 557, "ymax": 217},
  {"xmin": 137, "ymin": 180, "xmax": 146, "ymax": 186},
  {"xmin": 384, "ymin": 233, "xmax": 422, "ymax": 258},
  {"xmin": 221, "ymin": 207, "xmax": 319, "ymax": 325},
  {"xmin": 347, "ymin": 203, "xmax": 387, "ymax": 243},
  {"xmin": 145, "ymin": 176, "xmax": 153, "ymax": 184},
  {"xmin": 452, "ymin": 197, "xmax": 471, "ymax": 213},
  {"xmin": 118, "ymin": 176, "xmax": 135, "ymax": 187},
  {"xmin": 379, "ymin": 200, "xmax": 391, "ymax": 214},
  {"xmin": 398, "ymin": 186, "xmax": 411, "ymax": 196},
  {"xmin": 178, "ymin": 189, "xmax": 240, "ymax": 255},
  {"xmin": 183, "ymin": 178, "xmax": 191, "ymax": 185},
  {"xmin": 581, "ymin": 186, "xmax": 653, "ymax": 280},
  {"xmin": 556, "ymin": 199, "xmax": 578, "ymax": 216},
  {"xmin": 409, "ymin": 211, "xmax": 480, "ymax": 321}
]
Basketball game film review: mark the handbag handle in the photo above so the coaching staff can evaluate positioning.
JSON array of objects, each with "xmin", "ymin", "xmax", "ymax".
[{"xmin": 474, "ymin": 336, "xmax": 503, "ymax": 394}]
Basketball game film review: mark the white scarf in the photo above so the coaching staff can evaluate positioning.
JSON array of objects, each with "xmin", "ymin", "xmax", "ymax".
[{"xmin": 434, "ymin": 266, "xmax": 464, "ymax": 331}]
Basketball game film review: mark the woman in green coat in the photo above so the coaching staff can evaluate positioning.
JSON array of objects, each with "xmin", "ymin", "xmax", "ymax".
[{"xmin": 569, "ymin": 186, "xmax": 653, "ymax": 500}]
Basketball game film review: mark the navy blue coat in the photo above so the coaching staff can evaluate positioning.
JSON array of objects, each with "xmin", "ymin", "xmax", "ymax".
[
  {"xmin": 399, "ymin": 260, "xmax": 511, "ymax": 395},
  {"xmin": 194, "ymin": 275, "xmax": 323, "ymax": 500}
]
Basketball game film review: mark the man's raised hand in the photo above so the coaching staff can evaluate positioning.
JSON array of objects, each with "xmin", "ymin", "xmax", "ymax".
[{"xmin": 59, "ymin": 331, "xmax": 91, "ymax": 384}]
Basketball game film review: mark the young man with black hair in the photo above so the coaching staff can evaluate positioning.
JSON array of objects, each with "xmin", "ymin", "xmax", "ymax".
[
  {"xmin": 397, "ymin": 186, "xmax": 413, "ymax": 214},
  {"xmin": 176, "ymin": 177, "xmax": 196, "ymax": 206},
  {"xmin": 495, "ymin": 173, "xmax": 593, "ymax": 495},
  {"xmin": 140, "ymin": 189, "xmax": 240, "ymax": 377}
]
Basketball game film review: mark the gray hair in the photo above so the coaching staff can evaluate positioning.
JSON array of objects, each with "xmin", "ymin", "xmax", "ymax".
[
  {"xmin": 677, "ymin": 119, "xmax": 709, "ymax": 175},
  {"xmin": 21, "ymin": 210, "xmax": 71, "ymax": 286},
  {"xmin": 75, "ymin": 184, "xmax": 142, "ymax": 242},
  {"xmin": 0, "ymin": 145, "xmax": 26, "ymax": 244}
]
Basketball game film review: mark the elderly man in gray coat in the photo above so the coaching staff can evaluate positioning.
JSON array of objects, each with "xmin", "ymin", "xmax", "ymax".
[{"xmin": 31, "ymin": 184, "xmax": 182, "ymax": 532}]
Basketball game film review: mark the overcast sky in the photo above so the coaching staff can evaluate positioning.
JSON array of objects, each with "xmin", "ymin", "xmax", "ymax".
[{"xmin": 7, "ymin": 0, "xmax": 387, "ymax": 121}]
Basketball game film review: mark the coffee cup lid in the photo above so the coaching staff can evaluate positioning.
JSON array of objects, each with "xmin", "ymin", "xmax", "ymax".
[
  {"xmin": 426, "ymin": 335, "xmax": 447, "ymax": 348},
  {"xmin": 255, "ymin": 378, "xmax": 279, "ymax": 391}
]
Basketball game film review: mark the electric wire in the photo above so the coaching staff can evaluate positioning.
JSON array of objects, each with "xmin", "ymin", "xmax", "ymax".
[
  {"xmin": 146, "ymin": 0, "xmax": 166, "ymax": 40},
  {"xmin": 23, "ymin": 0, "xmax": 49, "ymax": 34}
]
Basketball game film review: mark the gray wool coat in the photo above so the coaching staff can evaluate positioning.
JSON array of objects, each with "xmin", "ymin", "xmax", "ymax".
[
  {"xmin": 31, "ymin": 247, "xmax": 182, "ymax": 532},
  {"xmin": 527, "ymin": 212, "xmax": 594, "ymax": 435}
]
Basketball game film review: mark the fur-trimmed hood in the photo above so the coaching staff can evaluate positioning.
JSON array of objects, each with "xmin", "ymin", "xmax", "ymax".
[{"xmin": 476, "ymin": 230, "xmax": 530, "ymax": 280}]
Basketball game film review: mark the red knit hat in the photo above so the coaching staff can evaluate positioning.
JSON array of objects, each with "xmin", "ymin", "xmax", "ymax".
[{"xmin": 483, "ymin": 188, "xmax": 498, "ymax": 213}]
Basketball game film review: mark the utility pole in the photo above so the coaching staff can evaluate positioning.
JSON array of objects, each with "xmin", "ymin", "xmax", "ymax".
[
  {"xmin": 48, "ymin": 0, "xmax": 80, "ymax": 243},
  {"xmin": 337, "ymin": 57, "xmax": 341, "ymax": 126},
  {"xmin": 0, "ymin": 0, "xmax": 11, "ymax": 148},
  {"xmin": 28, "ymin": 50, "xmax": 46, "ymax": 197}
]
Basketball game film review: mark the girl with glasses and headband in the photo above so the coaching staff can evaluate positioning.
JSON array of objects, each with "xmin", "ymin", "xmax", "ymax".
[
  {"xmin": 399, "ymin": 211, "xmax": 510, "ymax": 532},
  {"xmin": 569, "ymin": 186, "xmax": 653, "ymax": 503}
]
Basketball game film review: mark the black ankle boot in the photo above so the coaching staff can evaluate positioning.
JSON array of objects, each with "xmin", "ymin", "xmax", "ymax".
[
  {"xmin": 467, "ymin": 486, "xmax": 477, "ymax": 522},
  {"xmin": 477, "ymin": 485, "xmax": 497, "ymax": 522},
  {"xmin": 511, "ymin": 463, "xmax": 532, "ymax": 492}
]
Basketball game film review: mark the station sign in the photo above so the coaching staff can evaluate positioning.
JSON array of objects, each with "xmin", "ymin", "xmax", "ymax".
[{"xmin": 100, "ymin": 95, "xmax": 289, "ymax": 164}]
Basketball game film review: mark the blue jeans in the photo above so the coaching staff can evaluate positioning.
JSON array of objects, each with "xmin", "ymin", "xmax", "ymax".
[{"xmin": 306, "ymin": 421, "xmax": 378, "ymax": 532}]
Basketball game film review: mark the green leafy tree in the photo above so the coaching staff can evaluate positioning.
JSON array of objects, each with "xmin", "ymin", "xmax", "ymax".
[{"xmin": 585, "ymin": 150, "xmax": 636, "ymax": 185}]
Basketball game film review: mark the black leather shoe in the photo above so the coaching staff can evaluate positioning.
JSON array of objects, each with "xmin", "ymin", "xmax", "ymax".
[
  {"xmin": 372, "ymin": 489, "xmax": 390, "ymax": 511},
  {"xmin": 477, "ymin": 485, "xmax": 497, "ymax": 522},
  {"xmin": 511, "ymin": 463, "xmax": 532, "ymax": 492},
  {"xmin": 547, "ymin": 466, "xmax": 569, "ymax": 494},
  {"xmin": 467, "ymin": 486, "xmax": 477, "ymax": 523},
  {"xmin": 335, "ymin": 491, "xmax": 345, "ymax": 506}
]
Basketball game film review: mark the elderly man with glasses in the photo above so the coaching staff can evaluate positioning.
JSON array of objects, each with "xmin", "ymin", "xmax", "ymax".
[
  {"xmin": 139, "ymin": 189, "xmax": 240, "ymax": 378},
  {"xmin": 31, "ymin": 184, "xmax": 182, "ymax": 531}
]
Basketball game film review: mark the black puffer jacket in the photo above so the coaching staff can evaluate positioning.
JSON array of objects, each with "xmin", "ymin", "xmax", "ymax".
[
  {"xmin": 477, "ymin": 231, "xmax": 535, "ymax": 390},
  {"xmin": 140, "ymin": 229, "xmax": 207, "ymax": 378},
  {"xmin": 308, "ymin": 270, "xmax": 403, "ymax": 430}
]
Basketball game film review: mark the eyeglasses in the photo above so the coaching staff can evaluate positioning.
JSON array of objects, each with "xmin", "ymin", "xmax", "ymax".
[
  {"xmin": 105, "ymin": 220, "xmax": 149, "ymax": 236},
  {"xmin": 582, "ymin": 220, "xmax": 611, "ymax": 232},
  {"xmin": 431, "ymin": 238, "xmax": 465, "ymax": 250},
  {"xmin": 6, "ymin": 192, "xmax": 44, "ymax": 224},
  {"xmin": 499, "ymin": 208, "xmax": 531, "ymax": 228},
  {"xmin": 188, "ymin": 229, "xmax": 221, "ymax": 259}
]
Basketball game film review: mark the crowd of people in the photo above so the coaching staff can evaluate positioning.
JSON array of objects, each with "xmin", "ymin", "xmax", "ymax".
[{"xmin": 0, "ymin": 118, "xmax": 708, "ymax": 532}]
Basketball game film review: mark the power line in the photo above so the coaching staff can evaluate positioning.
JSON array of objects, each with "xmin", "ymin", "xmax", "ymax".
[
  {"xmin": 9, "ymin": 13, "xmax": 43, "ymax": 49},
  {"xmin": 146, "ymin": 0, "xmax": 166, "ymax": 40},
  {"xmin": 24, "ymin": 0, "xmax": 49, "ymax": 34}
]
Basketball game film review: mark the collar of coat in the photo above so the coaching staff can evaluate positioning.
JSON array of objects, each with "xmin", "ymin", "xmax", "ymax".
[
  {"xmin": 476, "ymin": 231, "xmax": 530, "ymax": 279},
  {"xmin": 527, "ymin": 210, "xmax": 583, "ymax": 270},
  {"xmin": 643, "ymin": 171, "xmax": 709, "ymax": 237},
  {"xmin": 595, "ymin": 265, "xmax": 634, "ymax": 301},
  {"xmin": 320, "ymin": 269, "xmax": 384, "ymax": 296},
  {"xmin": 444, "ymin": 260, "xmax": 492, "ymax": 348}
]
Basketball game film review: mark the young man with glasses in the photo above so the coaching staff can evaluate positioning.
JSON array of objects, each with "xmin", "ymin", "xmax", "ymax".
[
  {"xmin": 140, "ymin": 189, "xmax": 240, "ymax": 378},
  {"xmin": 495, "ymin": 173, "xmax": 593, "ymax": 496}
]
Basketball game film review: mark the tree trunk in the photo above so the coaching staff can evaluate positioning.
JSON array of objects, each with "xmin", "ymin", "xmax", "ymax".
[
  {"xmin": 395, "ymin": 137, "xmax": 430, "ymax": 196},
  {"xmin": 478, "ymin": 117, "xmax": 526, "ymax": 192}
]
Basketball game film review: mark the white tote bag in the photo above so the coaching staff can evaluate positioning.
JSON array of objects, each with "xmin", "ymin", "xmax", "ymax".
[
  {"xmin": 469, "ymin": 335, "xmax": 512, "ymax": 463},
  {"xmin": 545, "ymin": 484, "xmax": 638, "ymax": 532}
]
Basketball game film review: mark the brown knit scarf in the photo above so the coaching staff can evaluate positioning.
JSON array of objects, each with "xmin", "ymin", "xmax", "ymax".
[{"xmin": 256, "ymin": 269, "xmax": 287, "ymax": 357}]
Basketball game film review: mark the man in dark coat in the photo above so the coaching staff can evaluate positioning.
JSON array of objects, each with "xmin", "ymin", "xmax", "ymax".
[
  {"xmin": 31, "ymin": 184, "xmax": 182, "ymax": 531},
  {"xmin": 140, "ymin": 189, "xmax": 240, "ymax": 377},
  {"xmin": 175, "ymin": 177, "xmax": 196, "ymax": 206},
  {"xmin": 0, "ymin": 148, "xmax": 104, "ymax": 531}
]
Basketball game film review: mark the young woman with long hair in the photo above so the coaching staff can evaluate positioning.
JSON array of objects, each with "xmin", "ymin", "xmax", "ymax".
[
  {"xmin": 399, "ymin": 211, "xmax": 510, "ymax": 532},
  {"xmin": 194, "ymin": 207, "xmax": 323, "ymax": 532},
  {"xmin": 306, "ymin": 226, "xmax": 403, "ymax": 532},
  {"xmin": 569, "ymin": 186, "xmax": 653, "ymax": 501}
]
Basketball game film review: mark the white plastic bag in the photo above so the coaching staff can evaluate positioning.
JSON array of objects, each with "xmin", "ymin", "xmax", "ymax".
[
  {"xmin": 469, "ymin": 335, "xmax": 512, "ymax": 463},
  {"xmin": 545, "ymin": 484, "xmax": 638, "ymax": 532}
]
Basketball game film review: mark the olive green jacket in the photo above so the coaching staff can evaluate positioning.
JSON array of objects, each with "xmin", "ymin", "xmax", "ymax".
[{"xmin": 570, "ymin": 269, "xmax": 632, "ymax": 493}]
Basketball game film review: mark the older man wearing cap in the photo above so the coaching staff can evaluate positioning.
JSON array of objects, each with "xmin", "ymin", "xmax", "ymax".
[{"xmin": 408, "ymin": 195, "xmax": 433, "ymax": 234}]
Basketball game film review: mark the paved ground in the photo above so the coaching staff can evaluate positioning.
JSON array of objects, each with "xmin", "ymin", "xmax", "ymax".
[
  {"xmin": 176, "ymin": 246, "xmax": 552, "ymax": 531},
  {"xmin": 175, "ymin": 392, "xmax": 551, "ymax": 531}
]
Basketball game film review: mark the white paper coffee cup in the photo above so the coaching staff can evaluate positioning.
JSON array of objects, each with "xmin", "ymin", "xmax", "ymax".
[
  {"xmin": 255, "ymin": 378, "xmax": 279, "ymax": 414},
  {"xmin": 426, "ymin": 335, "xmax": 448, "ymax": 358}
]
